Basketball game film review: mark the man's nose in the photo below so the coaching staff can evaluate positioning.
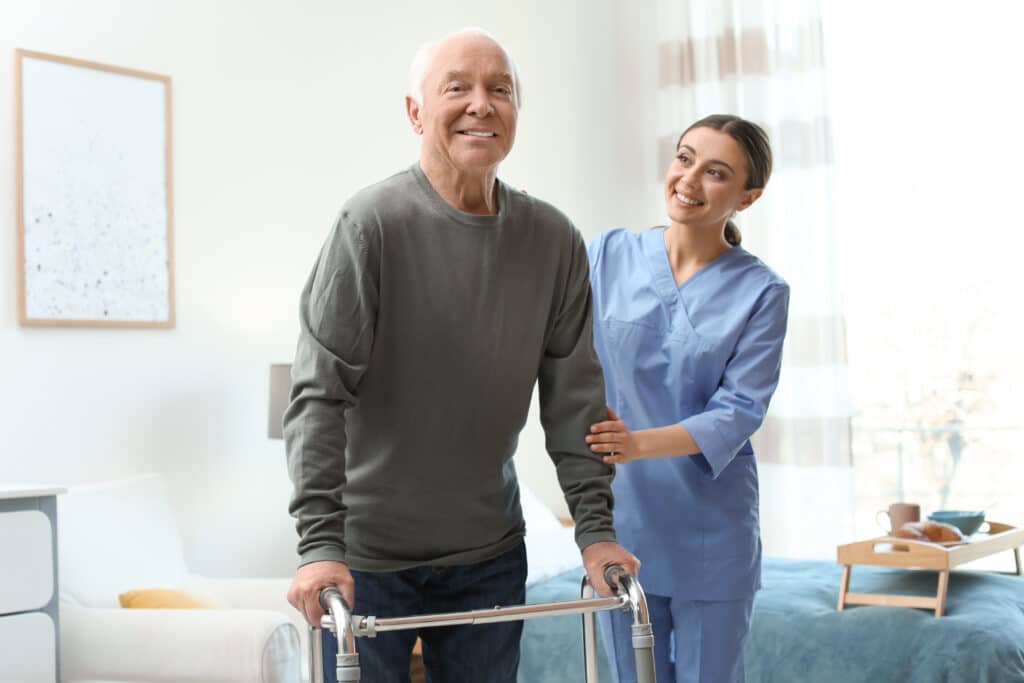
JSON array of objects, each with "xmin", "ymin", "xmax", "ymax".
[{"xmin": 466, "ymin": 87, "xmax": 494, "ymax": 117}]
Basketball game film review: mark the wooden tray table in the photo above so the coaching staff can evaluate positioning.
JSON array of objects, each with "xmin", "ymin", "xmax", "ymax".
[{"xmin": 836, "ymin": 521, "xmax": 1024, "ymax": 616}]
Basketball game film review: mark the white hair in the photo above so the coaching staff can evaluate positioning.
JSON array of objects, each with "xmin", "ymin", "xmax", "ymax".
[{"xmin": 407, "ymin": 27, "xmax": 523, "ymax": 110}]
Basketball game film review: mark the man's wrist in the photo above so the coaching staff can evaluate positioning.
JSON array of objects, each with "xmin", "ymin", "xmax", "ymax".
[
  {"xmin": 576, "ymin": 530, "xmax": 617, "ymax": 552},
  {"xmin": 297, "ymin": 544, "xmax": 348, "ymax": 567}
]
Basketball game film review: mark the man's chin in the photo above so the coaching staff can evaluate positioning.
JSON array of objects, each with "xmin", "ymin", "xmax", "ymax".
[{"xmin": 448, "ymin": 150, "xmax": 509, "ymax": 172}]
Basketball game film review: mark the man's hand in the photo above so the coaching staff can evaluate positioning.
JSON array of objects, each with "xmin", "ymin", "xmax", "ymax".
[
  {"xmin": 581, "ymin": 541, "xmax": 640, "ymax": 596},
  {"xmin": 586, "ymin": 407, "xmax": 640, "ymax": 464},
  {"xmin": 287, "ymin": 560, "xmax": 355, "ymax": 626}
]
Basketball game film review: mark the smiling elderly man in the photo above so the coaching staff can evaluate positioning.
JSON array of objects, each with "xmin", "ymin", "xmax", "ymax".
[{"xmin": 284, "ymin": 27, "xmax": 638, "ymax": 681}]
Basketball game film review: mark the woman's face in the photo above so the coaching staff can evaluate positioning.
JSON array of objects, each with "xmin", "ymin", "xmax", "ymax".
[{"xmin": 664, "ymin": 127, "xmax": 762, "ymax": 232}]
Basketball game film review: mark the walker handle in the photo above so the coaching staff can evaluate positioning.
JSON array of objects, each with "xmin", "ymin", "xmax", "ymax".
[
  {"xmin": 316, "ymin": 587, "xmax": 360, "ymax": 682},
  {"xmin": 604, "ymin": 564, "xmax": 628, "ymax": 591},
  {"xmin": 318, "ymin": 586, "xmax": 345, "ymax": 612},
  {"xmin": 601, "ymin": 565, "xmax": 656, "ymax": 682}
]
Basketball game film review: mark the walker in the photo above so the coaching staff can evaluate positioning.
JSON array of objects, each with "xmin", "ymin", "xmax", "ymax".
[{"xmin": 309, "ymin": 565, "xmax": 656, "ymax": 682}]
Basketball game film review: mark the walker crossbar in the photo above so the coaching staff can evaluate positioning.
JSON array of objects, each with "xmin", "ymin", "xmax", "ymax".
[
  {"xmin": 310, "ymin": 565, "xmax": 656, "ymax": 683},
  {"xmin": 329, "ymin": 594, "xmax": 629, "ymax": 634}
]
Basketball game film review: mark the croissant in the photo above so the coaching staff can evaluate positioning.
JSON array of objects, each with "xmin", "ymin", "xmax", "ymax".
[
  {"xmin": 894, "ymin": 521, "xmax": 964, "ymax": 543},
  {"xmin": 891, "ymin": 525, "xmax": 926, "ymax": 541}
]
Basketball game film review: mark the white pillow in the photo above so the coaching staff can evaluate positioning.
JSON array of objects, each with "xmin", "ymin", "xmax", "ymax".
[
  {"xmin": 519, "ymin": 482, "xmax": 562, "ymax": 533},
  {"xmin": 519, "ymin": 483, "xmax": 582, "ymax": 587},
  {"xmin": 525, "ymin": 526, "xmax": 583, "ymax": 587},
  {"xmin": 58, "ymin": 473, "xmax": 189, "ymax": 607}
]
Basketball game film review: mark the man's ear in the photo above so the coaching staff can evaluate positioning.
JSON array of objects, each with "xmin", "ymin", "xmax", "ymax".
[
  {"xmin": 406, "ymin": 96, "xmax": 424, "ymax": 134},
  {"xmin": 736, "ymin": 188, "xmax": 763, "ymax": 212}
]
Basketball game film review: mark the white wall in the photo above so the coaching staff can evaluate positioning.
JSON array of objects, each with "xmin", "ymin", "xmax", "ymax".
[{"xmin": 0, "ymin": 0, "xmax": 657, "ymax": 577}]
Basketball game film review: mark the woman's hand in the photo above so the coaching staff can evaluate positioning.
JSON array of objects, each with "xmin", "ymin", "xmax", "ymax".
[{"xmin": 586, "ymin": 407, "xmax": 639, "ymax": 464}]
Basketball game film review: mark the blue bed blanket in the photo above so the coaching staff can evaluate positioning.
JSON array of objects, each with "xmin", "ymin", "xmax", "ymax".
[
  {"xmin": 747, "ymin": 558, "xmax": 1024, "ymax": 683},
  {"xmin": 520, "ymin": 559, "xmax": 1024, "ymax": 683},
  {"xmin": 520, "ymin": 569, "xmax": 613, "ymax": 683}
]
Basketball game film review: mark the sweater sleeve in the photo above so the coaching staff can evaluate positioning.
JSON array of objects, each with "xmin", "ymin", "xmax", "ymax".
[
  {"xmin": 682, "ymin": 282, "xmax": 790, "ymax": 479},
  {"xmin": 283, "ymin": 210, "xmax": 379, "ymax": 566},
  {"xmin": 537, "ymin": 229, "xmax": 618, "ymax": 551}
]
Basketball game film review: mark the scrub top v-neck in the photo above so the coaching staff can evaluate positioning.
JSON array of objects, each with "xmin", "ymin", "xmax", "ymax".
[{"xmin": 587, "ymin": 227, "xmax": 789, "ymax": 599}]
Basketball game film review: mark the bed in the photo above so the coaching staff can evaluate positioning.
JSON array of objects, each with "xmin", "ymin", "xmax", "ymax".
[
  {"xmin": 519, "ymin": 558, "xmax": 1024, "ymax": 683},
  {"xmin": 746, "ymin": 558, "xmax": 1024, "ymax": 683},
  {"xmin": 519, "ymin": 480, "xmax": 1024, "ymax": 682}
]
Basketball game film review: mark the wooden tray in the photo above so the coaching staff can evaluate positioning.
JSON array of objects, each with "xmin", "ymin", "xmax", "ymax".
[{"xmin": 836, "ymin": 521, "xmax": 1024, "ymax": 616}]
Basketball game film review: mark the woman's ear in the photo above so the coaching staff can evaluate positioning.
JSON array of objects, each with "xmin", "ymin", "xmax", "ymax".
[{"xmin": 736, "ymin": 188, "xmax": 764, "ymax": 212}]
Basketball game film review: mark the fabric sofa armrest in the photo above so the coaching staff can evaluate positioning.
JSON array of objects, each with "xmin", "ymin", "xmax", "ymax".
[
  {"xmin": 184, "ymin": 575, "xmax": 311, "ymax": 677},
  {"xmin": 185, "ymin": 575, "xmax": 298, "ymax": 614},
  {"xmin": 60, "ymin": 605, "xmax": 301, "ymax": 683}
]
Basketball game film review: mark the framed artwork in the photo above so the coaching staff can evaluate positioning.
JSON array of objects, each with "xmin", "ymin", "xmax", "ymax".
[{"xmin": 15, "ymin": 49, "xmax": 175, "ymax": 328}]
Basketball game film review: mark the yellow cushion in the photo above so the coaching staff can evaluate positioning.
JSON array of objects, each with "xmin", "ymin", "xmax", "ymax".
[{"xmin": 118, "ymin": 588, "xmax": 213, "ymax": 609}]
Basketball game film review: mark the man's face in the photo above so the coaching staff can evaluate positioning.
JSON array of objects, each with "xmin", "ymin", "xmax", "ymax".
[{"xmin": 407, "ymin": 34, "xmax": 518, "ymax": 174}]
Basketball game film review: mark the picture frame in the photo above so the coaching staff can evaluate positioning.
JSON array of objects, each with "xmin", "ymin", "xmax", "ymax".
[{"xmin": 15, "ymin": 49, "xmax": 175, "ymax": 328}]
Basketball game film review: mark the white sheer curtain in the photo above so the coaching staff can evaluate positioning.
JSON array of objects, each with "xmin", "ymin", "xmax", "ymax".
[{"xmin": 655, "ymin": 0, "xmax": 852, "ymax": 558}]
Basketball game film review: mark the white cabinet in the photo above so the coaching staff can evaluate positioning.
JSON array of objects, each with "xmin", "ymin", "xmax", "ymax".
[
  {"xmin": 0, "ymin": 486, "xmax": 64, "ymax": 683},
  {"xmin": 0, "ymin": 613, "xmax": 56, "ymax": 681}
]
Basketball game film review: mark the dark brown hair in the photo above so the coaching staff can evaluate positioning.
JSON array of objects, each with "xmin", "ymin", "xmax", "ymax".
[{"xmin": 677, "ymin": 115, "xmax": 773, "ymax": 246}]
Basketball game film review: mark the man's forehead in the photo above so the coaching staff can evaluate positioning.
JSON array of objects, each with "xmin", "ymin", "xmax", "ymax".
[{"xmin": 430, "ymin": 36, "xmax": 513, "ymax": 77}]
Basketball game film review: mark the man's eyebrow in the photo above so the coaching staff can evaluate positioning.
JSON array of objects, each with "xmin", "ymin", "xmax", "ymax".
[
  {"xmin": 678, "ymin": 144, "xmax": 736, "ymax": 173},
  {"xmin": 440, "ymin": 70, "xmax": 514, "ymax": 84}
]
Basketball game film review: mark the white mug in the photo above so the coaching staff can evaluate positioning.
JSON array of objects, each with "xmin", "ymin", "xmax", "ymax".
[{"xmin": 876, "ymin": 502, "xmax": 920, "ymax": 534}]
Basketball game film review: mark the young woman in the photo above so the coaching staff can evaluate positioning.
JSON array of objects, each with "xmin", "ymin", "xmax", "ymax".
[{"xmin": 586, "ymin": 115, "xmax": 789, "ymax": 683}]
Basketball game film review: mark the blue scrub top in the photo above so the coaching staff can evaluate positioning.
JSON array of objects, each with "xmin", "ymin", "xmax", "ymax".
[{"xmin": 588, "ymin": 228, "xmax": 789, "ymax": 600}]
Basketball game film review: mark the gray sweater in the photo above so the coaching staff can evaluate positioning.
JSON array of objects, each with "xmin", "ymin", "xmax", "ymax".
[{"xmin": 284, "ymin": 164, "xmax": 616, "ymax": 571}]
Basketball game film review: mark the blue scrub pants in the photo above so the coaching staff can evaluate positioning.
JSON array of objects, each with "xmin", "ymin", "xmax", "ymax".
[{"xmin": 599, "ymin": 592, "xmax": 754, "ymax": 683}]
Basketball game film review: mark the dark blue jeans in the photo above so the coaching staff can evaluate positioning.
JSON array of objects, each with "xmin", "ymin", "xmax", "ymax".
[{"xmin": 322, "ymin": 542, "xmax": 527, "ymax": 683}]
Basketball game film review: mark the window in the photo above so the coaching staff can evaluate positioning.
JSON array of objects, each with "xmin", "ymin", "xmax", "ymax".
[{"xmin": 823, "ymin": 0, "xmax": 1024, "ymax": 562}]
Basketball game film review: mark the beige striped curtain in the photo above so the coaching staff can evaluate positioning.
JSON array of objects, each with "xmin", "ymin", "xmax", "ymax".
[{"xmin": 657, "ymin": 0, "xmax": 853, "ymax": 557}]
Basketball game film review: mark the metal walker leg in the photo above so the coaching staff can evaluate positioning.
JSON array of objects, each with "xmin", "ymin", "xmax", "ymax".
[
  {"xmin": 311, "ymin": 565, "xmax": 655, "ymax": 683},
  {"xmin": 581, "ymin": 566, "xmax": 655, "ymax": 683}
]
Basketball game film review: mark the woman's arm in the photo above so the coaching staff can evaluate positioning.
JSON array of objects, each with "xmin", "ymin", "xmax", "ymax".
[
  {"xmin": 588, "ymin": 282, "xmax": 790, "ymax": 474},
  {"xmin": 586, "ymin": 408, "xmax": 700, "ymax": 464}
]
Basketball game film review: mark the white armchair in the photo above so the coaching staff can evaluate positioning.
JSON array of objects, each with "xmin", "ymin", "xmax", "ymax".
[{"xmin": 57, "ymin": 474, "xmax": 307, "ymax": 683}]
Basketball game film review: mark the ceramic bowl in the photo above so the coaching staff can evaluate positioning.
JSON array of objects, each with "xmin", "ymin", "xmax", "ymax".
[{"xmin": 928, "ymin": 510, "xmax": 986, "ymax": 536}]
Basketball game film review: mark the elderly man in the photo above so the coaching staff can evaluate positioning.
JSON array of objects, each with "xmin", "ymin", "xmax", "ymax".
[{"xmin": 284, "ymin": 27, "xmax": 638, "ymax": 681}]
